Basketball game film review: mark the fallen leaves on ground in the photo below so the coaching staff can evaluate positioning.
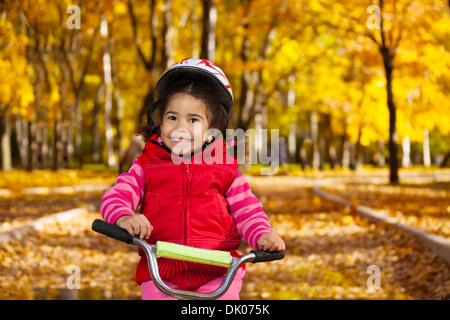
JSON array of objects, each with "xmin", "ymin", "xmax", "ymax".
[
  {"xmin": 0, "ymin": 169, "xmax": 116, "ymax": 192},
  {"xmin": 0, "ymin": 169, "xmax": 115, "ymax": 232},
  {"xmin": 323, "ymin": 182, "xmax": 450, "ymax": 237},
  {"xmin": 0, "ymin": 172, "xmax": 449, "ymax": 300},
  {"xmin": 0, "ymin": 192, "xmax": 105, "ymax": 233},
  {"xmin": 240, "ymin": 178, "xmax": 450, "ymax": 300},
  {"xmin": 0, "ymin": 211, "xmax": 140, "ymax": 300}
]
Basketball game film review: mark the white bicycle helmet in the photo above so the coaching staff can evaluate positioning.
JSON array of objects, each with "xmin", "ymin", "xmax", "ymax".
[{"xmin": 147, "ymin": 58, "xmax": 233, "ymax": 134}]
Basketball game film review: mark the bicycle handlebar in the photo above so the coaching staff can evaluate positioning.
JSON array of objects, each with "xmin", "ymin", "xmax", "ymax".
[
  {"xmin": 91, "ymin": 219, "xmax": 285, "ymax": 299},
  {"xmin": 92, "ymin": 218, "xmax": 134, "ymax": 244},
  {"xmin": 92, "ymin": 219, "xmax": 284, "ymax": 263},
  {"xmin": 251, "ymin": 249, "xmax": 285, "ymax": 263}
]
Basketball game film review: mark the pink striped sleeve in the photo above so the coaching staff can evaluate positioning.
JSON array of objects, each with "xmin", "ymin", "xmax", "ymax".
[
  {"xmin": 226, "ymin": 170, "xmax": 272, "ymax": 250},
  {"xmin": 100, "ymin": 159, "xmax": 145, "ymax": 225}
]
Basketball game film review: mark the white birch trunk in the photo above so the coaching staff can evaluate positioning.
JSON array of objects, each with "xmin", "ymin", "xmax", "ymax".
[
  {"xmin": 101, "ymin": 15, "xmax": 116, "ymax": 168},
  {"xmin": 423, "ymin": 129, "xmax": 431, "ymax": 168}
]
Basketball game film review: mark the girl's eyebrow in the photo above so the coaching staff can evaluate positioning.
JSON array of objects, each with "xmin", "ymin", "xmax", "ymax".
[
  {"xmin": 165, "ymin": 111, "xmax": 204, "ymax": 119},
  {"xmin": 187, "ymin": 113, "xmax": 204, "ymax": 119}
]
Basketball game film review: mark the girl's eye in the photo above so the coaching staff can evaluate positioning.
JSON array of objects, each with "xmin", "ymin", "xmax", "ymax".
[
  {"xmin": 168, "ymin": 116, "xmax": 177, "ymax": 121},
  {"xmin": 189, "ymin": 118, "xmax": 200, "ymax": 123}
]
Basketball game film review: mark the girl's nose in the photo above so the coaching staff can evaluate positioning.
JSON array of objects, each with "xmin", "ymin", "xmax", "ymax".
[
  {"xmin": 174, "ymin": 123, "xmax": 189, "ymax": 131},
  {"xmin": 175, "ymin": 122, "xmax": 187, "ymax": 131}
]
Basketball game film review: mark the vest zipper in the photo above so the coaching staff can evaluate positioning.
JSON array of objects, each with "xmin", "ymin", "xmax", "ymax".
[
  {"xmin": 183, "ymin": 163, "xmax": 192, "ymax": 244},
  {"xmin": 184, "ymin": 163, "xmax": 192, "ymax": 288}
]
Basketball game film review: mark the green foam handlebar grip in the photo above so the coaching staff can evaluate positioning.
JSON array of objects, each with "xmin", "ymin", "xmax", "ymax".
[{"xmin": 156, "ymin": 241, "xmax": 232, "ymax": 268}]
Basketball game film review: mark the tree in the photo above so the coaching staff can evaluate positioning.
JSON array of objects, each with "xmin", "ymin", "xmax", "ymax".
[
  {"xmin": 57, "ymin": 2, "xmax": 99, "ymax": 168},
  {"xmin": 127, "ymin": 0, "xmax": 175, "ymax": 126},
  {"xmin": 324, "ymin": 0, "xmax": 449, "ymax": 182},
  {"xmin": 2, "ymin": 0, "xmax": 449, "ymax": 174},
  {"xmin": 370, "ymin": 0, "xmax": 406, "ymax": 183},
  {"xmin": 1, "ymin": 2, "xmax": 34, "ymax": 171},
  {"xmin": 200, "ymin": 0, "xmax": 216, "ymax": 61}
]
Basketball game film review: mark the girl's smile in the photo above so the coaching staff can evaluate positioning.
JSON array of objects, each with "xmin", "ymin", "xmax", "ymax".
[{"xmin": 161, "ymin": 93, "xmax": 211, "ymax": 155}]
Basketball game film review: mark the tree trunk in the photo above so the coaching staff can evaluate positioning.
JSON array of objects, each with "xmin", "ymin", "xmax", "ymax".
[
  {"xmin": 0, "ymin": 107, "xmax": 12, "ymax": 172},
  {"xmin": 381, "ymin": 47, "xmax": 399, "ymax": 183},
  {"xmin": 36, "ymin": 74, "xmax": 49, "ymax": 169},
  {"xmin": 354, "ymin": 126, "xmax": 363, "ymax": 170},
  {"xmin": 200, "ymin": 0, "xmax": 216, "ymax": 61},
  {"xmin": 27, "ymin": 118, "xmax": 38, "ymax": 171},
  {"xmin": 402, "ymin": 136, "xmax": 410, "ymax": 168},
  {"xmin": 377, "ymin": 140, "xmax": 385, "ymax": 167},
  {"xmin": 191, "ymin": 0, "xmax": 199, "ymax": 59},
  {"xmin": 127, "ymin": 0, "xmax": 159, "ymax": 126},
  {"xmin": 237, "ymin": 34, "xmax": 254, "ymax": 131},
  {"xmin": 52, "ymin": 73, "xmax": 68, "ymax": 171},
  {"xmin": 108, "ymin": 21, "xmax": 126, "ymax": 172},
  {"xmin": 298, "ymin": 137, "xmax": 308, "ymax": 170},
  {"xmin": 37, "ymin": 103, "xmax": 48, "ymax": 169},
  {"xmin": 74, "ymin": 92, "xmax": 83, "ymax": 167},
  {"xmin": 339, "ymin": 119, "xmax": 351, "ymax": 169},
  {"xmin": 288, "ymin": 123, "xmax": 297, "ymax": 163},
  {"xmin": 321, "ymin": 113, "xmax": 337, "ymax": 169},
  {"xmin": 287, "ymin": 72, "xmax": 296, "ymax": 163},
  {"xmin": 101, "ymin": 14, "xmax": 117, "ymax": 169},
  {"xmin": 52, "ymin": 114, "xmax": 63, "ymax": 171},
  {"xmin": 310, "ymin": 111, "xmax": 320, "ymax": 169},
  {"xmin": 66, "ymin": 98, "xmax": 74, "ymax": 168},
  {"xmin": 341, "ymin": 139, "xmax": 351, "ymax": 169},
  {"xmin": 161, "ymin": 0, "xmax": 174, "ymax": 68},
  {"xmin": 423, "ymin": 128, "xmax": 431, "ymax": 167},
  {"xmin": 92, "ymin": 82, "xmax": 104, "ymax": 163},
  {"xmin": 15, "ymin": 115, "xmax": 27, "ymax": 169},
  {"xmin": 149, "ymin": 0, "xmax": 158, "ymax": 71}
]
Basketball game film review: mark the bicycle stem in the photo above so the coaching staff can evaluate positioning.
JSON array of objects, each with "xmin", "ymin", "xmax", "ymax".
[{"xmin": 133, "ymin": 238, "xmax": 256, "ymax": 300}]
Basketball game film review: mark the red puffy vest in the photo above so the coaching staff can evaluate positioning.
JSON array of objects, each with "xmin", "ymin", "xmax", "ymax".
[{"xmin": 136, "ymin": 134, "xmax": 242, "ymax": 289}]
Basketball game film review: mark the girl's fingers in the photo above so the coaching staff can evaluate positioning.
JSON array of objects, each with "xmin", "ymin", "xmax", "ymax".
[
  {"xmin": 146, "ymin": 224, "xmax": 153, "ymax": 239},
  {"xmin": 275, "ymin": 236, "xmax": 286, "ymax": 251},
  {"xmin": 137, "ymin": 217, "xmax": 147, "ymax": 239},
  {"xmin": 137, "ymin": 214, "xmax": 153, "ymax": 239},
  {"xmin": 138, "ymin": 222, "xmax": 146, "ymax": 239},
  {"xmin": 262, "ymin": 234, "xmax": 286, "ymax": 252},
  {"xmin": 117, "ymin": 214, "xmax": 152, "ymax": 239},
  {"xmin": 279, "ymin": 241, "xmax": 286, "ymax": 252},
  {"xmin": 131, "ymin": 221, "xmax": 141, "ymax": 237},
  {"xmin": 125, "ymin": 224, "xmax": 136, "ymax": 237},
  {"xmin": 263, "ymin": 237, "xmax": 276, "ymax": 251}
]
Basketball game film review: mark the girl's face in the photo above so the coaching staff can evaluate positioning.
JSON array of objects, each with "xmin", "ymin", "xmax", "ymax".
[{"xmin": 160, "ymin": 93, "xmax": 211, "ymax": 156}]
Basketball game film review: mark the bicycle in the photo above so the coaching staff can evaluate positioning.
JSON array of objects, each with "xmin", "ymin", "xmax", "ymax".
[{"xmin": 91, "ymin": 219, "xmax": 285, "ymax": 300}]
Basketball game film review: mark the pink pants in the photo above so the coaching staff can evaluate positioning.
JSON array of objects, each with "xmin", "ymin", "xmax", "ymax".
[{"xmin": 141, "ymin": 267, "xmax": 246, "ymax": 300}]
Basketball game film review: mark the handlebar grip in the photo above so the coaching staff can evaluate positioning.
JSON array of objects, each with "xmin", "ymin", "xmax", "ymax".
[
  {"xmin": 250, "ymin": 250, "xmax": 285, "ymax": 263},
  {"xmin": 92, "ymin": 219, "xmax": 134, "ymax": 245}
]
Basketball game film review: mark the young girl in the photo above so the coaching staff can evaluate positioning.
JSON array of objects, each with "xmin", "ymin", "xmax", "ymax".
[{"xmin": 100, "ymin": 58, "xmax": 285, "ymax": 300}]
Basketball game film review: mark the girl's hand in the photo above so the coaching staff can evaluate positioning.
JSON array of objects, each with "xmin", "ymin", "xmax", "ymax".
[
  {"xmin": 115, "ymin": 214, "xmax": 153, "ymax": 240},
  {"xmin": 257, "ymin": 232, "xmax": 286, "ymax": 252}
]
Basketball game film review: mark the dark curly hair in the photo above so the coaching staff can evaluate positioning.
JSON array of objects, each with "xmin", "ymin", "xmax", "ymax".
[{"xmin": 136, "ymin": 79, "xmax": 229, "ymax": 143}]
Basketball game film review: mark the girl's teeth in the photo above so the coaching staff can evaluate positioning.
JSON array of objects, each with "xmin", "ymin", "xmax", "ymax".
[{"xmin": 171, "ymin": 137, "xmax": 190, "ymax": 142}]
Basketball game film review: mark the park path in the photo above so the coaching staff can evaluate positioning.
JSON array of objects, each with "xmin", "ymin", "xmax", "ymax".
[{"xmin": 0, "ymin": 174, "xmax": 449, "ymax": 299}]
